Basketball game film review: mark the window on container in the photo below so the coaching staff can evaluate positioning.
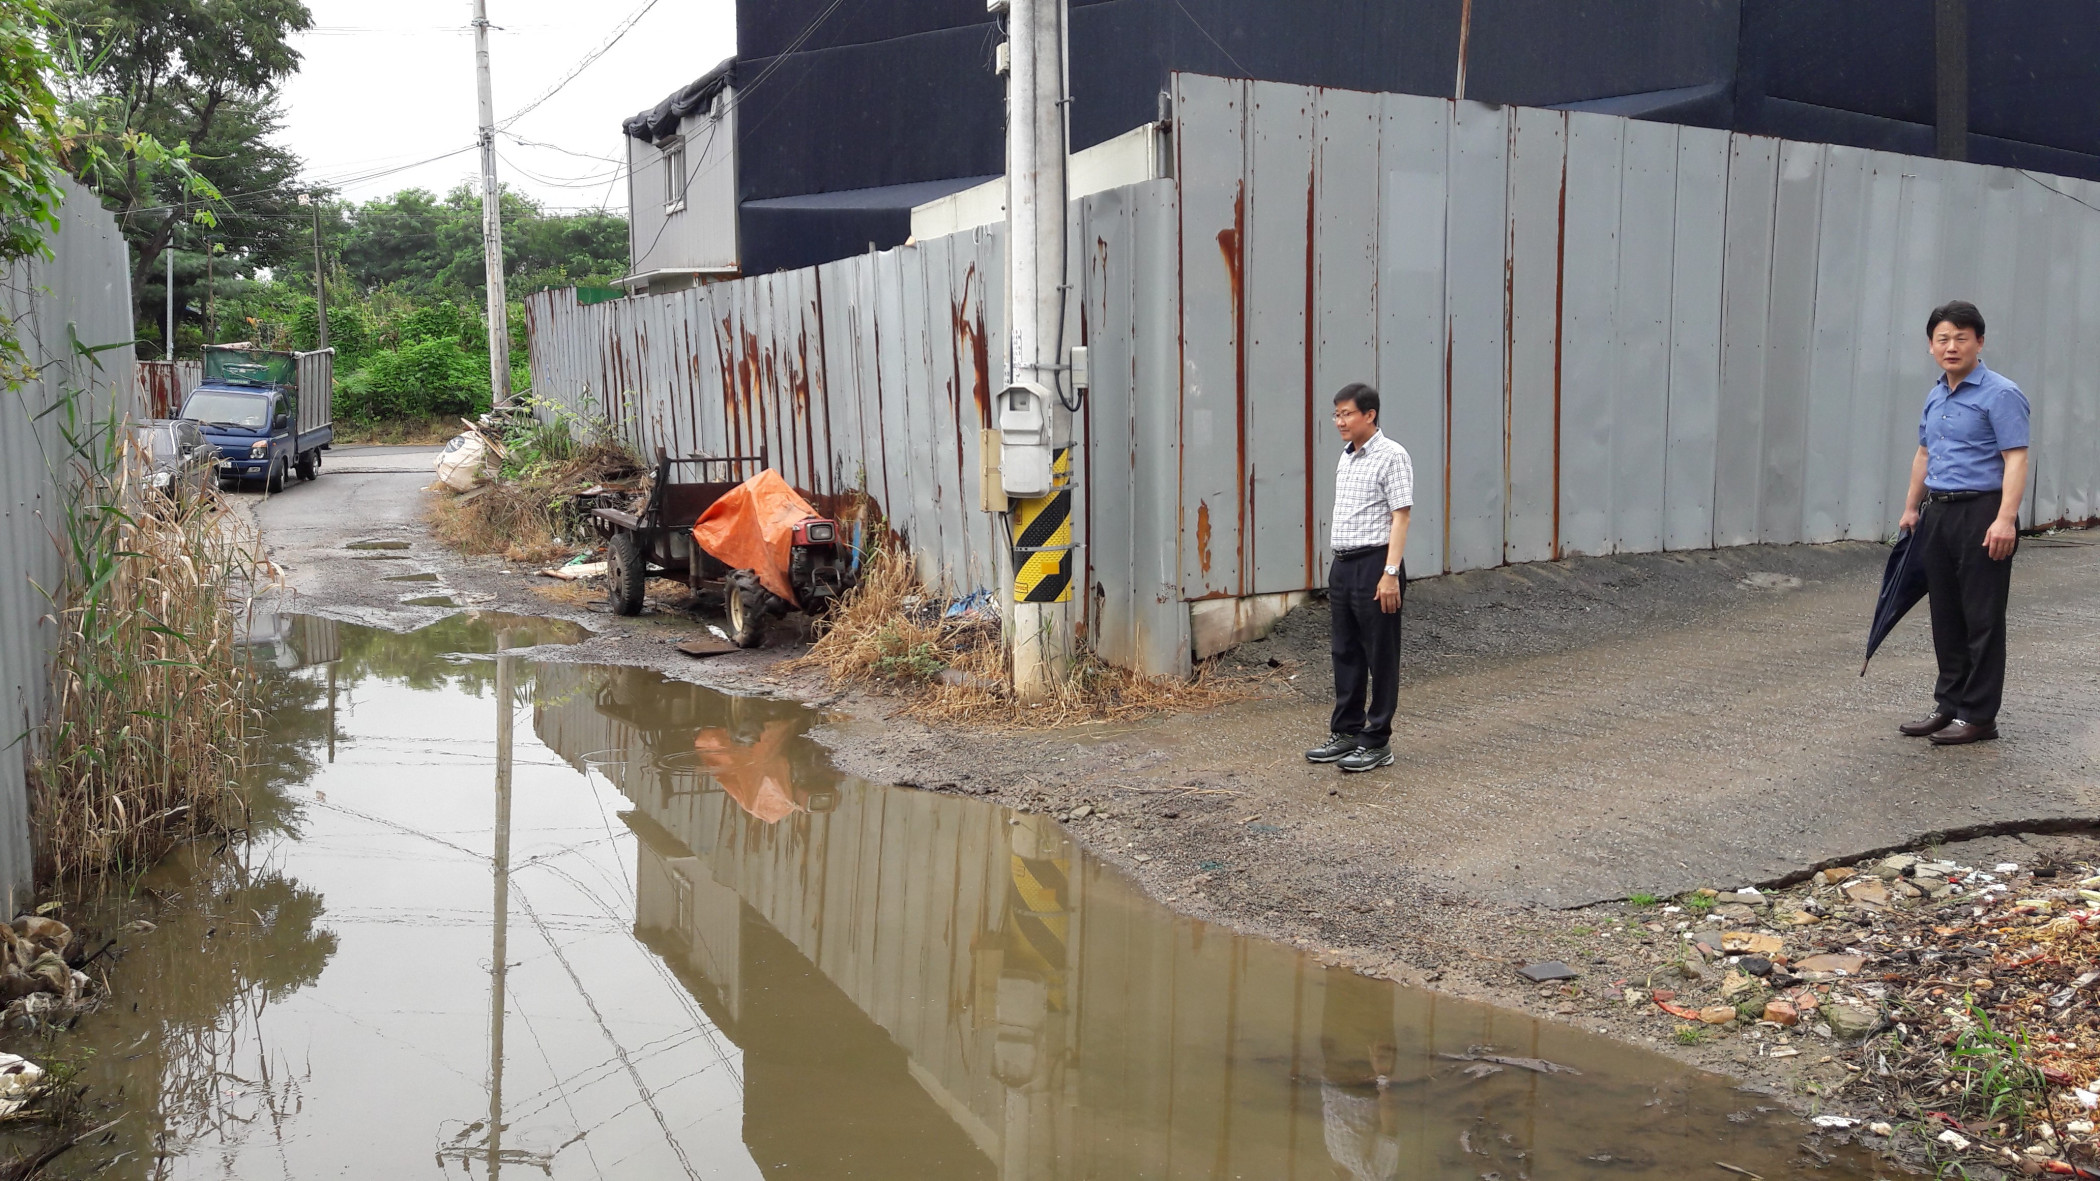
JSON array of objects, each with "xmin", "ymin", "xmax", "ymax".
[{"xmin": 662, "ymin": 137, "xmax": 686, "ymax": 212}]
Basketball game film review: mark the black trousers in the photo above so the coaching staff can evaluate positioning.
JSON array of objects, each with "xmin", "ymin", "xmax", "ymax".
[
  {"xmin": 1916, "ymin": 491, "xmax": 2015, "ymax": 724},
  {"xmin": 1329, "ymin": 551, "xmax": 1404, "ymax": 747}
]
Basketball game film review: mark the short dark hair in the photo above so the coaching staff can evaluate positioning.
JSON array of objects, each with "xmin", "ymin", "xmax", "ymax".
[
  {"xmin": 1927, "ymin": 300, "xmax": 1986, "ymax": 340},
  {"xmin": 1334, "ymin": 382, "xmax": 1379, "ymax": 422}
]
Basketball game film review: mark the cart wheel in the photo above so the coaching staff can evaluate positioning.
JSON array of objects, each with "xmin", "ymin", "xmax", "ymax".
[
  {"xmin": 607, "ymin": 533, "xmax": 647, "ymax": 616},
  {"xmin": 725, "ymin": 570, "xmax": 767, "ymax": 649}
]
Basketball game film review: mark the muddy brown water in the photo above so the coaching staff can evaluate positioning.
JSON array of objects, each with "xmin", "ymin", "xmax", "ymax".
[{"xmin": 49, "ymin": 614, "xmax": 1877, "ymax": 1179}]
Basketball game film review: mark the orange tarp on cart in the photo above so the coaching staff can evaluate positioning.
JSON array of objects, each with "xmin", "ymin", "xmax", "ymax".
[{"xmin": 692, "ymin": 469, "xmax": 815, "ymax": 607}]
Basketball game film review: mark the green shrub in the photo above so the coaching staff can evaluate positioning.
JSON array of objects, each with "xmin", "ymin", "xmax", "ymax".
[{"xmin": 338, "ymin": 337, "xmax": 492, "ymax": 424}]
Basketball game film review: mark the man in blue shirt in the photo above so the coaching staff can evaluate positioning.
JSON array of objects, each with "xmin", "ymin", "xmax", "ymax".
[{"xmin": 1896, "ymin": 300, "xmax": 2030, "ymax": 746}]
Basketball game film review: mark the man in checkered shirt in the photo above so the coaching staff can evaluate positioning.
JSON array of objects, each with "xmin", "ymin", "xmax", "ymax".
[{"xmin": 1306, "ymin": 383, "xmax": 1414, "ymax": 773}]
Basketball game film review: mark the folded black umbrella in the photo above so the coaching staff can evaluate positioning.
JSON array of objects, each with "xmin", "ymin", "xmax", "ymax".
[{"xmin": 1862, "ymin": 530, "xmax": 1928, "ymax": 675}]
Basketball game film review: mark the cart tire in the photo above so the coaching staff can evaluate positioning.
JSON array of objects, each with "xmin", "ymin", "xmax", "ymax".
[
  {"xmin": 265, "ymin": 459, "xmax": 286, "ymax": 494},
  {"xmin": 725, "ymin": 570, "xmax": 767, "ymax": 649},
  {"xmin": 607, "ymin": 532, "xmax": 647, "ymax": 616},
  {"xmin": 296, "ymin": 449, "xmax": 319, "ymax": 481}
]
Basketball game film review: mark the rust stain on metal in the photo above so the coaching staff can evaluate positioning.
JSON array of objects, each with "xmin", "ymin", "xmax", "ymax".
[
  {"xmin": 1216, "ymin": 180, "xmax": 1247, "ymax": 595},
  {"xmin": 1551, "ymin": 122, "xmax": 1569, "ymax": 561},
  {"xmin": 949, "ymin": 264, "xmax": 992, "ymax": 428},
  {"xmin": 795, "ymin": 325, "xmax": 817, "ymax": 489},
  {"xmin": 714, "ymin": 315, "xmax": 742, "ymax": 457},
  {"xmin": 1196, "ymin": 499, "xmax": 1213, "ymax": 576},
  {"xmin": 811, "ymin": 272, "xmax": 836, "ymax": 495},
  {"xmin": 1303, "ymin": 158, "xmax": 1319, "ymax": 585}
]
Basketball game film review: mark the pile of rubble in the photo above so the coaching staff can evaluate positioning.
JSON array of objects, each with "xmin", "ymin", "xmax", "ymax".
[{"xmin": 1604, "ymin": 852, "xmax": 2100, "ymax": 1176}]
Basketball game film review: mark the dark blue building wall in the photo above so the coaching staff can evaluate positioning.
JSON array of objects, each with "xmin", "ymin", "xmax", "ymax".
[{"xmin": 713, "ymin": 0, "xmax": 2100, "ymax": 274}]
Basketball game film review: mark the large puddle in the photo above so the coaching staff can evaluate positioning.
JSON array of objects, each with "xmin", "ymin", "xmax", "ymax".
[{"xmin": 53, "ymin": 614, "xmax": 1876, "ymax": 1179}]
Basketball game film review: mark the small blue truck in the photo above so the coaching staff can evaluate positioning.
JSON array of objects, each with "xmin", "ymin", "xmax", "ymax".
[{"xmin": 181, "ymin": 345, "xmax": 334, "ymax": 492}]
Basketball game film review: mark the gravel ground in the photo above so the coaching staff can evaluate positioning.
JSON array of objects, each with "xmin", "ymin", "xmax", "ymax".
[{"xmin": 247, "ymin": 449, "xmax": 2100, "ymax": 1152}]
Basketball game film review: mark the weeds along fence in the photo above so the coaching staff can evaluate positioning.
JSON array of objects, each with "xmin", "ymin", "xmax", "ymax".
[
  {"xmin": 527, "ymin": 72, "xmax": 2100, "ymax": 680},
  {"xmin": 0, "ymin": 177, "xmax": 139, "ymax": 903}
]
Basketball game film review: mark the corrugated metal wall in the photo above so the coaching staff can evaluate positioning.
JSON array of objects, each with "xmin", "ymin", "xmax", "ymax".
[
  {"xmin": 1171, "ymin": 73, "xmax": 2100, "ymax": 591},
  {"xmin": 526, "ymin": 229, "xmax": 1010, "ymax": 600},
  {"xmin": 0, "ymin": 178, "xmax": 138, "ymax": 902},
  {"xmin": 528, "ymin": 73, "xmax": 2100, "ymax": 678},
  {"xmin": 137, "ymin": 360, "xmax": 202, "ymax": 418}
]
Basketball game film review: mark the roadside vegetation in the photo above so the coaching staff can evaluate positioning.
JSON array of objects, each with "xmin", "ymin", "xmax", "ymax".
[
  {"xmin": 792, "ymin": 525, "xmax": 1247, "ymax": 726},
  {"xmin": 28, "ymin": 406, "xmax": 265, "ymax": 888},
  {"xmin": 427, "ymin": 400, "xmax": 642, "ymax": 566}
]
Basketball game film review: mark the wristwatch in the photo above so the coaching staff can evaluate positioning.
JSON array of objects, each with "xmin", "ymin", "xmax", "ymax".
[{"xmin": 1382, "ymin": 564, "xmax": 1399, "ymax": 577}]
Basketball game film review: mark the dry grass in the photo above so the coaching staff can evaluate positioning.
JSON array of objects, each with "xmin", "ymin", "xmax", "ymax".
[
  {"xmin": 428, "ymin": 435, "xmax": 641, "ymax": 566},
  {"xmin": 793, "ymin": 534, "xmax": 1244, "ymax": 728},
  {"xmin": 29, "ymin": 436, "xmax": 266, "ymax": 887},
  {"xmin": 332, "ymin": 416, "xmax": 459, "ymax": 446}
]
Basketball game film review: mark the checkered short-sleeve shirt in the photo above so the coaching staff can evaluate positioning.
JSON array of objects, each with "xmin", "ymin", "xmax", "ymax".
[{"xmin": 1330, "ymin": 430, "xmax": 1414, "ymax": 551}]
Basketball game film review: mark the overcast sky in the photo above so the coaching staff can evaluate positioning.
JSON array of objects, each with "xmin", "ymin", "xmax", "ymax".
[{"xmin": 274, "ymin": 0, "xmax": 735, "ymax": 213}]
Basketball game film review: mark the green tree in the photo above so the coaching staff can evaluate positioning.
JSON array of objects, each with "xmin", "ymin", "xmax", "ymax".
[{"xmin": 46, "ymin": 0, "xmax": 313, "ymax": 344}]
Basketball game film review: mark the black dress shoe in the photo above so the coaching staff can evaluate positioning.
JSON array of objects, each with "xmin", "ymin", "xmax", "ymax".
[
  {"xmin": 1930, "ymin": 720, "xmax": 1998, "ymax": 745},
  {"xmin": 1898, "ymin": 711, "xmax": 1953, "ymax": 737}
]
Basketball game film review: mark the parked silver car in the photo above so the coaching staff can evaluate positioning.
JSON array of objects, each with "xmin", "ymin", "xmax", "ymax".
[{"xmin": 131, "ymin": 418, "xmax": 217, "ymax": 510}]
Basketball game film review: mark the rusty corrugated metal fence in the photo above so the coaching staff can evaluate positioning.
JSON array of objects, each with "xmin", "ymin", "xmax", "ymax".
[
  {"xmin": 0, "ymin": 178, "xmax": 138, "ymax": 901},
  {"xmin": 137, "ymin": 359, "xmax": 202, "ymax": 418},
  {"xmin": 527, "ymin": 72, "xmax": 2100, "ymax": 678}
]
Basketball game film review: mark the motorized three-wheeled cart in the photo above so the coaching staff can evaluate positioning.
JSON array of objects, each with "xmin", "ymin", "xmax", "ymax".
[{"xmin": 584, "ymin": 450, "xmax": 856, "ymax": 648}]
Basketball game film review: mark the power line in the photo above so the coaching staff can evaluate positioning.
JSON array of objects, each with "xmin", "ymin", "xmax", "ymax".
[
  {"xmin": 1168, "ymin": 0, "xmax": 1250, "ymax": 78},
  {"xmin": 497, "ymin": 0, "xmax": 667, "ymax": 131}
]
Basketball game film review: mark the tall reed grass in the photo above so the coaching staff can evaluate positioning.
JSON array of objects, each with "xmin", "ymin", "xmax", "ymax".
[{"xmin": 28, "ymin": 404, "xmax": 264, "ymax": 887}]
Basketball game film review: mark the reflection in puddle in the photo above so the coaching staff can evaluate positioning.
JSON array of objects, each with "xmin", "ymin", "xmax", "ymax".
[
  {"xmin": 56, "ymin": 617, "xmax": 1873, "ymax": 1179},
  {"xmin": 344, "ymin": 540, "xmax": 411, "ymax": 550},
  {"xmin": 400, "ymin": 595, "xmax": 461, "ymax": 608},
  {"xmin": 382, "ymin": 572, "xmax": 441, "ymax": 583}
]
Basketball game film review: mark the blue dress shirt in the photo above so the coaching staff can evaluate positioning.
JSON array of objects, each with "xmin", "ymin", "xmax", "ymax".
[{"xmin": 1918, "ymin": 362, "xmax": 2030, "ymax": 492}]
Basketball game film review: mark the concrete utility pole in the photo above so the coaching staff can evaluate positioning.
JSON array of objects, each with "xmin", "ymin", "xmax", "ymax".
[
  {"xmin": 1003, "ymin": 0, "xmax": 1074, "ymax": 701},
  {"xmin": 472, "ymin": 0, "xmax": 512, "ymax": 405},
  {"xmin": 301, "ymin": 192, "xmax": 328, "ymax": 350},
  {"xmin": 165, "ymin": 230, "xmax": 175, "ymax": 359}
]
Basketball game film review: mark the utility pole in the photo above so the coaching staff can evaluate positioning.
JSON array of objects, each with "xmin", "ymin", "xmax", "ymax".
[
  {"xmin": 1002, "ymin": 0, "xmax": 1074, "ymax": 701},
  {"xmin": 472, "ymin": 0, "xmax": 513, "ymax": 406},
  {"xmin": 488, "ymin": 632, "xmax": 514, "ymax": 1180},
  {"xmin": 165, "ymin": 225, "xmax": 175, "ymax": 360},
  {"xmin": 300, "ymin": 192, "xmax": 328, "ymax": 350}
]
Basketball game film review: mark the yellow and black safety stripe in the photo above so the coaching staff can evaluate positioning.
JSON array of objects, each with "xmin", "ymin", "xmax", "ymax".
[
  {"xmin": 1012, "ymin": 446, "xmax": 1074, "ymax": 603},
  {"xmin": 1006, "ymin": 851, "xmax": 1070, "ymax": 1007}
]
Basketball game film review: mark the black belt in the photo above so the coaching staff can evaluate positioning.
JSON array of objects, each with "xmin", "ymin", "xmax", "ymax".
[
  {"xmin": 1923, "ymin": 489, "xmax": 1994, "ymax": 504},
  {"xmin": 1334, "ymin": 545, "xmax": 1385, "ymax": 560}
]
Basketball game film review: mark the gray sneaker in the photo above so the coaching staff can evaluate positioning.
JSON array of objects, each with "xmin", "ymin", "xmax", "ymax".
[
  {"xmin": 1338, "ymin": 745, "xmax": 1394, "ymax": 773},
  {"xmin": 1305, "ymin": 733, "xmax": 1361, "ymax": 763}
]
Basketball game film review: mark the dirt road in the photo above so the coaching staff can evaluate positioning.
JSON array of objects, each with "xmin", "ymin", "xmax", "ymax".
[{"xmin": 243, "ymin": 446, "xmax": 2100, "ymax": 1073}]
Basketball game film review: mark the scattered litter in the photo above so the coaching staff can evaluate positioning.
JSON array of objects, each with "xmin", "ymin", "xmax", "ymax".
[
  {"xmin": 0, "ymin": 1053, "xmax": 44, "ymax": 1116},
  {"xmin": 1516, "ymin": 961, "xmax": 1579, "ymax": 983},
  {"xmin": 676, "ymin": 637, "xmax": 739, "ymax": 659},
  {"xmin": 1809, "ymin": 1115, "xmax": 1860, "ymax": 1129},
  {"xmin": 537, "ymin": 560, "xmax": 607, "ymax": 581}
]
